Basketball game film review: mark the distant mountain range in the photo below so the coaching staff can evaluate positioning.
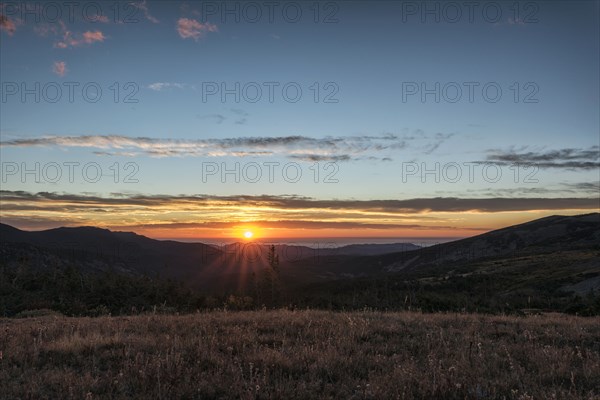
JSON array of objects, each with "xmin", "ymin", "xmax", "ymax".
[
  {"xmin": 2, "ymin": 213, "xmax": 599, "ymax": 302},
  {"xmin": 0, "ymin": 223, "xmax": 420, "ymax": 289}
]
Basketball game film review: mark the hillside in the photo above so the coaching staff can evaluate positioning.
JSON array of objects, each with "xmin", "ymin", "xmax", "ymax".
[
  {"xmin": 0, "ymin": 223, "xmax": 420, "ymax": 289},
  {"xmin": 0, "ymin": 223, "xmax": 223, "ymax": 280},
  {"xmin": 338, "ymin": 213, "xmax": 600, "ymax": 275},
  {"xmin": 1, "ymin": 213, "xmax": 599, "ymax": 315},
  {"xmin": 296, "ymin": 213, "xmax": 600, "ymax": 314}
]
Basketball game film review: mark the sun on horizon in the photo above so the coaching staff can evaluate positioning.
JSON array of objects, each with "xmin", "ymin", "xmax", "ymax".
[{"xmin": 243, "ymin": 231, "xmax": 253, "ymax": 239}]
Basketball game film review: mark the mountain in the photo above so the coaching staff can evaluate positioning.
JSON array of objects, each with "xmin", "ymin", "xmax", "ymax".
[
  {"xmin": 329, "ymin": 243, "xmax": 422, "ymax": 256},
  {"xmin": 0, "ymin": 223, "xmax": 420, "ymax": 290},
  {"xmin": 295, "ymin": 213, "xmax": 600, "ymax": 313},
  {"xmin": 0, "ymin": 223, "xmax": 222, "ymax": 281},
  {"xmin": 219, "ymin": 242, "xmax": 421, "ymax": 259},
  {"xmin": 339, "ymin": 213, "xmax": 600, "ymax": 274},
  {"xmin": 1, "ymin": 213, "xmax": 599, "ymax": 314}
]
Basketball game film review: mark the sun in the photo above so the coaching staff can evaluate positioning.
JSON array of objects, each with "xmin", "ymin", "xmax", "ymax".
[{"xmin": 243, "ymin": 231, "xmax": 253, "ymax": 239}]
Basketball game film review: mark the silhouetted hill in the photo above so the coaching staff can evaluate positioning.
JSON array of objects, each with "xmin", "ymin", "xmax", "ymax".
[
  {"xmin": 0, "ymin": 223, "xmax": 420, "ymax": 290},
  {"xmin": 341, "ymin": 213, "xmax": 600, "ymax": 274},
  {"xmin": 0, "ymin": 223, "xmax": 222, "ymax": 281},
  {"xmin": 296, "ymin": 213, "xmax": 600, "ymax": 313},
  {"xmin": 1, "ymin": 213, "xmax": 599, "ymax": 314}
]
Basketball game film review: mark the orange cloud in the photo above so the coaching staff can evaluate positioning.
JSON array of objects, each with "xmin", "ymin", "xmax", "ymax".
[
  {"xmin": 177, "ymin": 18, "xmax": 217, "ymax": 40},
  {"xmin": 1, "ymin": 191, "xmax": 597, "ymax": 239},
  {"xmin": 0, "ymin": 14, "xmax": 17, "ymax": 36},
  {"xmin": 83, "ymin": 31, "xmax": 105, "ymax": 43},
  {"xmin": 55, "ymin": 21, "xmax": 106, "ymax": 48},
  {"xmin": 52, "ymin": 61, "xmax": 67, "ymax": 77}
]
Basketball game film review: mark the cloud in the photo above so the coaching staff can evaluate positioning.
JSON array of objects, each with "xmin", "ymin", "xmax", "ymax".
[
  {"xmin": 2, "ymin": 191, "xmax": 597, "ymax": 234},
  {"xmin": 484, "ymin": 146, "xmax": 600, "ymax": 170},
  {"xmin": 177, "ymin": 18, "xmax": 217, "ymax": 40},
  {"xmin": 93, "ymin": 151, "xmax": 139, "ymax": 157},
  {"xmin": 563, "ymin": 182, "xmax": 600, "ymax": 194},
  {"xmin": 0, "ymin": 214, "xmax": 481, "ymax": 234},
  {"xmin": 83, "ymin": 30, "xmax": 105, "ymax": 43},
  {"xmin": 289, "ymin": 154, "xmax": 351, "ymax": 162},
  {"xmin": 55, "ymin": 22, "xmax": 106, "ymax": 48},
  {"xmin": 384, "ymin": 129, "xmax": 454, "ymax": 154},
  {"xmin": 423, "ymin": 133, "xmax": 456, "ymax": 154},
  {"xmin": 0, "ymin": 14, "xmax": 17, "ymax": 35},
  {"xmin": 198, "ymin": 114, "xmax": 227, "ymax": 124},
  {"xmin": 1, "ymin": 127, "xmax": 453, "ymax": 162},
  {"xmin": 147, "ymin": 82, "xmax": 186, "ymax": 91},
  {"xmin": 34, "ymin": 24, "xmax": 59, "ymax": 37},
  {"xmin": 439, "ymin": 182, "xmax": 600, "ymax": 198},
  {"xmin": 2, "ymin": 191, "xmax": 598, "ymax": 214},
  {"xmin": 107, "ymin": 220, "xmax": 468, "ymax": 231},
  {"xmin": 0, "ymin": 134, "xmax": 413, "ymax": 161},
  {"xmin": 231, "ymin": 108, "xmax": 249, "ymax": 125},
  {"xmin": 52, "ymin": 61, "xmax": 67, "ymax": 77},
  {"xmin": 198, "ymin": 109, "xmax": 249, "ymax": 125},
  {"xmin": 132, "ymin": 0, "xmax": 159, "ymax": 23},
  {"xmin": 29, "ymin": 18, "xmax": 106, "ymax": 48}
]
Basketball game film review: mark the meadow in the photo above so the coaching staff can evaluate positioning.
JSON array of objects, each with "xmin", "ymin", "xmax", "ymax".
[{"xmin": 1, "ymin": 310, "xmax": 599, "ymax": 399}]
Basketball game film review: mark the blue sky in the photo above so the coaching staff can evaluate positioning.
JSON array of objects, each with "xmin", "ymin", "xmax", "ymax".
[{"xmin": 1, "ymin": 1, "xmax": 598, "ymax": 239}]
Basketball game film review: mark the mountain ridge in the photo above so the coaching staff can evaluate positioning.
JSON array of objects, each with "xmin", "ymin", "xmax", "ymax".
[
  {"xmin": 1, "ymin": 213, "xmax": 599, "ymax": 314},
  {"xmin": 1, "ymin": 213, "xmax": 598, "ymax": 292}
]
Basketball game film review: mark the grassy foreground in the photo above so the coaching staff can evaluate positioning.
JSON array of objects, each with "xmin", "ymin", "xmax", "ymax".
[{"xmin": 1, "ymin": 311, "xmax": 599, "ymax": 399}]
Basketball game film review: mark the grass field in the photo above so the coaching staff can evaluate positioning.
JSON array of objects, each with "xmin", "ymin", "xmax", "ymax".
[{"xmin": 1, "ymin": 310, "xmax": 599, "ymax": 399}]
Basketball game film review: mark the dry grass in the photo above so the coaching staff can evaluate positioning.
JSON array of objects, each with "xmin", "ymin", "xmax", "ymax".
[{"xmin": 1, "ymin": 310, "xmax": 599, "ymax": 399}]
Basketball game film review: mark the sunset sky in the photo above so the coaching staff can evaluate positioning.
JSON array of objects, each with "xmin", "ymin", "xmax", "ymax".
[{"xmin": 1, "ymin": 1, "xmax": 598, "ymax": 241}]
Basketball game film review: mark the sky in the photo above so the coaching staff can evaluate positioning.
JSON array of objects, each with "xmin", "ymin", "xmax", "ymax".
[{"xmin": 0, "ymin": 0, "xmax": 599, "ymax": 241}]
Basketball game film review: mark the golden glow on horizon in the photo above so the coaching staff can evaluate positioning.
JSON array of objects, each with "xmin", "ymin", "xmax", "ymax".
[{"xmin": 1, "ymin": 193, "xmax": 595, "ymax": 239}]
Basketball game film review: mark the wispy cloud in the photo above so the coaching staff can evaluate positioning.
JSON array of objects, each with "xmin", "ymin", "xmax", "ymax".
[
  {"xmin": 197, "ymin": 109, "xmax": 250, "ymax": 125},
  {"xmin": 198, "ymin": 114, "xmax": 227, "ymax": 124},
  {"xmin": 289, "ymin": 154, "xmax": 351, "ymax": 162},
  {"xmin": 132, "ymin": 0, "xmax": 160, "ymax": 23},
  {"xmin": 4, "ymin": 6, "xmax": 108, "ymax": 47},
  {"xmin": 52, "ymin": 61, "xmax": 67, "ymax": 77},
  {"xmin": 484, "ymin": 146, "xmax": 600, "ymax": 170},
  {"xmin": 425, "ymin": 133, "xmax": 455, "ymax": 154},
  {"xmin": 2, "ymin": 190, "xmax": 597, "ymax": 234},
  {"xmin": 564, "ymin": 182, "xmax": 600, "ymax": 193},
  {"xmin": 147, "ymin": 82, "xmax": 186, "ymax": 91},
  {"xmin": 231, "ymin": 108, "xmax": 249, "ymax": 125},
  {"xmin": 107, "ymin": 220, "xmax": 469, "ymax": 232},
  {"xmin": 54, "ymin": 21, "xmax": 106, "ymax": 48},
  {"xmin": 0, "ymin": 134, "xmax": 419, "ymax": 161},
  {"xmin": 438, "ymin": 181, "xmax": 600, "ymax": 198},
  {"xmin": 177, "ymin": 18, "xmax": 217, "ymax": 40},
  {"xmin": 2, "ymin": 191, "xmax": 598, "ymax": 214}
]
